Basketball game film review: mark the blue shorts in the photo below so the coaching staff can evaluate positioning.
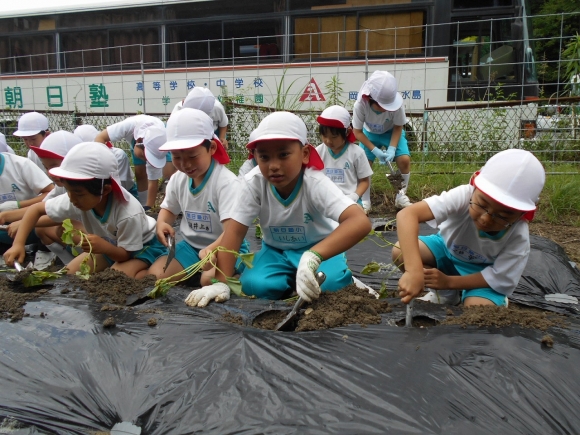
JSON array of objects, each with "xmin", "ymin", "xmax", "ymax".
[
  {"xmin": 360, "ymin": 128, "xmax": 409, "ymax": 162},
  {"xmin": 130, "ymin": 140, "xmax": 146, "ymax": 166},
  {"xmin": 1, "ymin": 229, "xmax": 40, "ymax": 246},
  {"xmin": 174, "ymin": 238, "xmax": 250, "ymax": 274},
  {"xmin": 419, "ymin": 233, "xmax": 508, "ymax": 306},
  {"xmin": 128, "ymin": 183, "xmax": 139, "ymax": 200},
  {"xmin": 240, "ymin": 242, "xmax": 352, "ymax": 300},
  {"xmin": 103, "ymin": 236, "xmax": 168, "ymax": 266}
]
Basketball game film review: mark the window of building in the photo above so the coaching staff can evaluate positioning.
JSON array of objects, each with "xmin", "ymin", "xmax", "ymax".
[{"xmin": 8, "ymin": 34, "xmax": 55, "ymax": 73}]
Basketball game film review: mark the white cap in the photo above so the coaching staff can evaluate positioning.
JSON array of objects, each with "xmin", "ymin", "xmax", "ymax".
[
  {"xmin": 30, "ymin": 131, "xmax": 82, "ymax": 160},
  {"xmin": 13, "ymin": 112, "xmax": 49, "ymax": 137},
  {"xmin": 246, "ymin": 111, "xmax": 308, "ymax": 149},
  {"xmin": 183, "ymin": 87, "xmax": 216, "ymax": 115},
  {"xmin": 50, "ymin": 142, "xmax": 130, "ymax": 201},
  {"xmin": 161, "ymin": 108, "xmax": 214, "ymax": 151},
  {"xmin": 317, "ymin": 105, "xmax": 351, "ymax": 128},
  {"xmin": 357, "ymin": 70, "xmax": 403, "ymax": 111},
  {"xmin": 0, "ymin": 133, "xmax": 8, "ymax": 153},
  {"xmin": 73, "ymin": 125, "xmax": 99, "ymax": 142},
  {"xmin": 474, "ymin": 149, "xmax": 545, "ymax": 212},
  {"xmin": 132, "ymin": 116, "xmax": 164, "ymax": 140},
  {"xmin": 142, "ymin": 126, "xmax": 167, "ymax": 168}
]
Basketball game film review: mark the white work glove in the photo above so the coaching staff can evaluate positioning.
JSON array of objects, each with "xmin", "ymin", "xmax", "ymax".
[
  {"xmin": 385, "ymin": 146, "xmax": 397, "ymax": 162},
  {"xmin": 0, "ymin": 201, "xmax": 19, "ymax": 212},
  {"xmin": 184, "ymin": 282, "xmax": 230, "ymax": 307},
  {"xmin": 296, "ymin": 250, "xmax": 323, "ymax": 302},
  {"xmin": 346, "ymin": 192, "xmax": 360, "ymax": 201},
  {"xmin": 370, "ymin": 147, "xmax": 387, "ymax": 165}
]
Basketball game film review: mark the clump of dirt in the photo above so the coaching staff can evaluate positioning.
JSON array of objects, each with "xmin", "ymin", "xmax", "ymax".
[
  {"xmin": 386, "ymin": 172, "xmax": 404, "ymax": 191},
  {"xmin": 251, "ymin": 285, "xmax": 391, "ymax": 332},
  {"xmin": 103, "ymin": 316, "xmax": 116, "ymax": 328},
  {"xmin": 70, "ymin": 269, "xmax": 157, "ymax": 306},
  {"xmin": 11, "ymin": 269, "xmax": 33, "ymax": 283},
  {"xmin": 541, "ymin": 334, "xmax": 554, "ymax": 347},
  {"xmin": 222, "ymin": 312, "xmax": 244, "ymax": 325},
  {"xmin": 0, "ymin": 275, "xmax": 46, "ymax": 322},
  {"xmin": 147, "ymin": 317, "xmax": 158, "ymax": 326},
  {"xmin": 441, "ymin": 305, "xmax": 567, "ymax": 330}
]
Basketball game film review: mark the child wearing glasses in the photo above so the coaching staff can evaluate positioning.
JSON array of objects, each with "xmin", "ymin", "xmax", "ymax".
[{"xmin": 392, "ymin": 149, "xmax": 545, "ymax": 306}]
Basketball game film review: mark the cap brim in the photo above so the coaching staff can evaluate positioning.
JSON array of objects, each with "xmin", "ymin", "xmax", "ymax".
[
  {"xmin": 29, "ymin": 146, "xmax": 64, "ymax": 160},
  {"xmin": 49, "ymin": 166, "xmax": 94, "ymax": 180},
  {"xmin": 144, "ymin": 149, "xmax": 167, "ymax": 169},
  {"xmin": 13, "ymin": 130, "xmax": 43, "ymax": 137},
  {"xmin": 473, "ymin": 177, "xmax": 534, "ymax": 212},
  {"xmin": 376, "ymin": 92, "xmax": 404, "ymax": 111},
  {"xmin": 317, "ymin": 116, "xmax": 346, "ymax": 129},
  {"xmin": 247, "ymin": 135, "xmax": 304, "ymax": 149},
  {"xmin": 159, "ymin": 137, "xmax": 207, "ymax": 151}
]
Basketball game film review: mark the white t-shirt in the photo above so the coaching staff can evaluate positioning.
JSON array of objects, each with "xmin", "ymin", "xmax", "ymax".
[
  {"xmin": 111, "ymin": 147, "xmax": 135, "ymax": 190},
  {"xmin": 106, "ymin": 115, "xmax": 165, "ymax": 144},
  {"xmin": 210, "ymin": 100, "xmax": 228, "ymax": 130},
  {"xmin": 233, "ymin": 167, "xmax": 354, "ymax": 250},
  {"xmin": 45, "ymin": 191, "xmax": 156, "ymax": 252},
  {"xmin": 424, "ymin": 184, "xmax": 530, "ymax": 296},
  {"xmin": 160, "ymin": 161, "xmax": 240, "ymax": 250},
  {"xmin": 238, "ymin": 158, "xmax": 257, "ymax": 178},
  {"xmin": 43, "ymin": 185, "xmax": 66, "ymax": 202},
  {"xmin": 0, "ymin": 153, "xmax": 52, "ymax": 203},
  {"xmin": 27, "ymin": 149, "xmax": 47, "ymax": 174},
  {"xmin": 352, "ymin": 99, "xmax": 406, "ymax": 134},
  {"xmin": 315, "ymin": 143, "xmax": 373, "ymax": 196}
]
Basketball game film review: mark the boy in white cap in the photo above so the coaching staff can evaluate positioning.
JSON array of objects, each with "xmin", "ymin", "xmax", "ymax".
[
  {"xmin": 4, "ymin": 143, "xmax": 166, "ymax": 278},
  {"xmin": 0, "ymin": 142, "xmax": 54, "ymax": 246},
  {"xmin": 172, "ymin": 87, "xmax": 229, "ymax": 148},
  {"xmin": 143, "ymin": 108, "xmax": 248, "ymax": 284},
  {"xmin": 184, "ymin": 111, "xmax": 371, "ymax": 307},
  {"xmin": 74, "ymin": 124, "xmax": 139, "ymax": 200},
  {"xmin": 352, "ymin": 70, "xmax": 412, "ymax": 211},
  {"xmin": 316, "ymin": 105, "xmax": 373, "ymax": 207},
  {"xmin": 393, "ymin": 149, "xmax": 545, "ymax": 307},
  {"xmin": 94, "ymin": 115, "xmax": 168, "ymax": 208},
  {"xmin": 133, "ymin": 125, "xmax": 168, "ymax": 210},
  {"xmin": 12, "ymin": 111, "xmax": 51, "ymax": 174}
]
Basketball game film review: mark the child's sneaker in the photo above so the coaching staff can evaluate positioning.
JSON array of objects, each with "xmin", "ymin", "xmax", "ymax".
[
  {"xmin": 395, "ymin": 192, "xmax": 412, "ymax": 209},
  {"xmin": 418, "ymin": 289, "xmax": 461, "ymax": 305}
]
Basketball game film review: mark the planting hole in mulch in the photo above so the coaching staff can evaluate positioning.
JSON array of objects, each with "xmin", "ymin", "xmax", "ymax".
[{"xmin": 250, "ymin": 285, "xmax": 392, "ymax": 332}]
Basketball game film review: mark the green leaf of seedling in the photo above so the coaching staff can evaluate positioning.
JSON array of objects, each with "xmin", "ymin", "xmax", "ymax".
[
  {"xmin": 76, "ymin": 260, "xmax": 91, "ymax": 280},
  {"xmin": 254, "ymin": 224, "xmax": 262, "ymax": 239},
  {"xmin": 226, "ymin": 276, "xmax": 245, "ymax": 297},
  {"xmin": 22, "ymin": 270, "xmax": 65, "ymax": 287},
  {"xmin": 239, "ymin": 252, "xmax": 254, "ymax": 269},
  {"xmin": 148, "ymin": 279, "xmax": 172, "ymax": 299},
  {"xmin": 361, "ymin": 261, "xmax": 381, "ymax": 275}
]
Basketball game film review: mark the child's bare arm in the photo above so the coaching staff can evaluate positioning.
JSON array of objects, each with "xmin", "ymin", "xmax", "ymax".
[
  {"xmin": 94, "ymin": 129, "xmax": 111, "ymax": 144},
  {"xmin": 355, "ymin": 176, "xmax": 370, "ymax": 199},
  {"xmin": 156, "ymin": 208, "xmax": 177, "ymax": 246},
  {"xmin": 81, "ymin": 234, "xmax": 131, "ymax": 262},
  {"xmin": 396, "ymin": 201, "xmax": 435, "ymax": 303},
  {"xmin": 423, "ymin": 268, "xmax": 489, "ymax": 291},
  {"xmin": 3, "ymin": 202, "xmax": 47, "ymax": 265},
  {"xmin": 353, "ymin": 128, "xmax": 376, "ymax": 151},
  {"xmin": 215, "ymin": 219, "xmax": 249, "ymax": 281},
  {"xmin": 17, "ymin": 184, "xmax": 54, "ymax": 209},
  {"xmin": 310, "ymin": 204, "xmax": 371, "ymax": 259}
]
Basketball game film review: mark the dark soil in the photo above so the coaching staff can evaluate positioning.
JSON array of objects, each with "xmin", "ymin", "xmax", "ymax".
[
  {"xmin": 0, "ymin": 275, "xmax": 48, "ymax": 322},
  {"xmin": 441, "ymin": 305, "xmax": 567, "ymax": 330},
  {"xmin": 386, "ymin": 172, "xmax": 404, "ymax": 191},
  {"xmin": 69, "ymin": 269, "xmax": 157, "ymax": 306},
  {"xmin": 251, "ymin": 285, "xmax": 392, "ymax": 331},
  {"xmin": 103, "ymin": 316, "xmax": 116, "ymax": 328},
  {"xmin": 222, "ymin": 312, "xmax": 244, "ymax": 325}
]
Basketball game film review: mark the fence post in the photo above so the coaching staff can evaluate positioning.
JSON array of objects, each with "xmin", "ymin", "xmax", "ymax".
[{"xmin": 140, "ymin": 45, "xmax": 147, "ymax": 114}]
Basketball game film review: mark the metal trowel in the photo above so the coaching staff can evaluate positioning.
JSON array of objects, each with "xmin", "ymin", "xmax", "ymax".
[{"xmin": 275, "ymin": 271, "xmax": 326, "ymax": 331}]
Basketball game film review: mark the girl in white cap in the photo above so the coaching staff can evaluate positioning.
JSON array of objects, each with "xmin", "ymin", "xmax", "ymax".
[
  {"xmin": 316, "ymin": 105, "xmax": 373, "ymax": 209},
  {"xmin": 4, "ymin": 143, "xmax": 166, "ymax": 278},
  {"xmin": 184, "ymin": 111, "xmax": 371, "ymax": 308},
  {"xmin": 143, "ymin": 108, "xmax": 248, "ymax": 284},
  {"xmin": 12, "ymin": 111, "xmax": 51, "ymax": 174},
  {"xmin": 393, "ymin": 149, "xmax": 545, "ymax": 307},
  {"xmin": 352, "ymin": 70, "xmax": 412, "ymax": 211},
  {"xmin": 74, "ymin": 124, "xmax": 139, "ymax": 200}
]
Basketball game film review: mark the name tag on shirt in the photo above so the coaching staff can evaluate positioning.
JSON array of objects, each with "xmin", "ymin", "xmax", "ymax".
[
  {"xmin": 0, "ymin": 192, "xmax": 17, "ymax": 203},
  {"xmin": 367, "ymin": 122, "xmax": 385, "ymax": 133},
  {"xmin": 270, "ymin": 226, "xmax": 306, "ymax": 243},
  {"xmin": 325, "ymin": 168, "xmax": 345, "ymax": 184},
  {"xmin": 185, "ymin": 211, "xmax": 213, "ymax": 233}
]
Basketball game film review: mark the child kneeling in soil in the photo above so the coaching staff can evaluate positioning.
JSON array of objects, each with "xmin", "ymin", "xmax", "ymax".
[
  {"xmin": 184, "ymin": 111, "xmax": 371, "ymax": 307},
  {"xmin": 316, "ymin": 105, "xmax": 373, "ymax": 208},
  {"xmin": 393, "ymin": 149, "xmax": 545, "ymax": 307},
  {"xmin": 4, "ymin": 143, "xmax": 166, "ymax": 278},
  {"xmin": 143, "ymin": 108, "xmax": 249, "ymax": 285}
]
